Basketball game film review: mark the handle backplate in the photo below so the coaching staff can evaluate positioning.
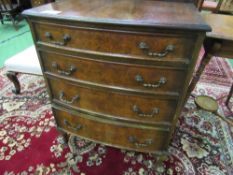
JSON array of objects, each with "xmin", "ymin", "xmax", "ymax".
[
  {"xmin": 139, "ymin": 42, "xmax": 175, "ymax": 58},
  {"xmin": 45, "ymin": 32, "xmax": 71, "ymax": 46},
  {"xmin": 133, "ymin": 105, "xmax": 159, "ymax": 117},
  {"xmin": 128, "ymin": 136, "xmax": 153, "ymax": 148},
  {"xmin": 59, "ymin": 91, "xmax": 79, "ymax": 104},
  {"xmin": 64, "ymin": 119, "xmax": 83, "ymax": 131},
  {"xmin": 135, "ymin": 75, "xmax": 167, "ymax": 88},
  {"xmin": 52, "ymin": 62, "xmax": 76, "ymax": 76}
]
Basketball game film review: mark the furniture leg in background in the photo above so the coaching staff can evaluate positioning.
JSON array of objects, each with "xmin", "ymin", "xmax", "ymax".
[
  {"xmin": 0, "ymin": 0, "xmax": 22, "ymax": 30},
  {"xmin": 4, "ymin": 46, "xmax": 42, "ymax": 94},
  {"xmin": 187, "ymin": 14, "xmax": 233, "ymax": 113},
  {"xmin": 186, "ymin": 40, "xmax": 222, "ymax": 100},
  {"xmin": 0, "ymin": 12, "xmax": 3, "ymax": 24},
  {"xmin": 6, "ymin": 72, "xmax": 20, "ymax": 94}
]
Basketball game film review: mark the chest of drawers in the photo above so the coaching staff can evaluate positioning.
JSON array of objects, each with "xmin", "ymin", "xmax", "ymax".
[{"xmin": 23, "ymin": 0, "xmax": 210, "ymax": 156}]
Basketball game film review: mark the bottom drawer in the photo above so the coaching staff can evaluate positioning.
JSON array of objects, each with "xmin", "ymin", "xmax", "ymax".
[{"xmin": 53, "ymin": 107, "xmax": 170, "ymax": 153}]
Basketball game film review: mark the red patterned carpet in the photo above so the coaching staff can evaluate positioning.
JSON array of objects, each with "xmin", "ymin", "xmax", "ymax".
[{"xmin": 0, "ymin": 57, "xmax": 232, "ymax": 175}]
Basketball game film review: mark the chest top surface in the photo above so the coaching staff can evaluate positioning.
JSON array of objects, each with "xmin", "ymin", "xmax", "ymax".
[{"xmin": 23, "ymin": 0, "xmax": 210, "ymax": 31}]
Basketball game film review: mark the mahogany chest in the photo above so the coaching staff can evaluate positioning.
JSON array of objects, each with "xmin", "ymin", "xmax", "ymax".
[{"xmin": 23, "ymin": 0, "xmax": 210, "ymax": 155}]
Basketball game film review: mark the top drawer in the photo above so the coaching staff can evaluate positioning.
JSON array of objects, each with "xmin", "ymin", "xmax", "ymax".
[{"xmin": 33, "ymin": 22, "xmax": 195, "ymax": 61}]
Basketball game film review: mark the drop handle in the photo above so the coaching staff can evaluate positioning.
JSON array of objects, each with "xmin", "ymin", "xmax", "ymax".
[
  {"xmin": 63, "ymin": 119, "xmax": 83, "ymax": 131},
  {"xmin": 128, "ymin": 136, "xmax": 153, "ymax": 148},
  {"xmin": 59, "ymin": 91, "xmax": 80, "ymax": 104},
  {"xmin": 139, "ymin": 42, "xmax": 175, "ymax": 58},
  {"xmin": 45, "ymin": 32, "xmax": 71, "ymax": 46},
  {"xmin": 133, "ymin": 105, "xmax": 159, "ymax": 117},
  {"xmin": 135, "ymin": 75, "xmax": 167, "ymax": 88},
  {"xmin": 52, "ymin": 62, "xmax": 76, "ymax": 76}
]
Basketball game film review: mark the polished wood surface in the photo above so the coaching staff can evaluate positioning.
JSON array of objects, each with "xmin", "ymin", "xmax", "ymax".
[
  {"xmin": 34, "ymin": 22, "xmax": 196, "ymax": 60},
  {"xmin": 23, "ymin": 0, "xmax": 210, "ymax": 31},
  {"xmin": 188, "ymin": 14, "xmax": 233, "ymax": 110},
  {"xmin": 48, "ymin": 77, "xmax": 177, "ymax": 125},
  {"xmin": 24, "ymin": 0, "xmax": 209, "ymax": 155},
  {"xmin": 40, "ymin": 51, "xmax": 186, "ymax": 94},
  {"xmin": 53, "ymin": 107, "xmax": 170, "ymax": 153}
]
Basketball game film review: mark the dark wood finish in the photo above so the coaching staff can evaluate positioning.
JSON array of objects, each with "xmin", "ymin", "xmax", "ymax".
[
  {"xmin": 40, "ymin": 51, "xmax": 187, "ymax": 94},
  {"xmin": 53, "ymin": 106, "xmax": 170, "ymax": 153},
  {"xmin": 23, "ymin": 0, "xmax": 209, "ymax": 156},
  {"xmin": 47, "ymin": 76, "xmax": 178, "ymax": 126},
  {"xmin": 0, "ymin": 11, "xmax": 3, "ymax": 24},
  {"xmin": 23, "ymin": 0, "xmax": 210, "ymax": 31},
  {"xmin": 6, "ymin": 72, "xmax": 20, "ymax": 94},
  {"xmin": 34, "ymin": 22, "xmax": 196, "ymax": 61},
  {"xmin": 188, "ymin": 14, "xmax": 233, "ymax": 111}
]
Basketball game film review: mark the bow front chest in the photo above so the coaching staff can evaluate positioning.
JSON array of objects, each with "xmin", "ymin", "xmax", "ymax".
[{"xmin": 23, "ymin": 0, "xmax": 210, "ymax": 155}]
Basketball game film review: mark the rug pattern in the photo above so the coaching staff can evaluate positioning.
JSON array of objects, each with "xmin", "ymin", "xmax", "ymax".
[{"xmin": 0, "ymin": 57, "xmax": 232, "ymax": 175}]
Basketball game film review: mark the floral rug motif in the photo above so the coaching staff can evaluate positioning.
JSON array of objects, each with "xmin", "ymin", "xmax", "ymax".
[{"xmin": 0, "ymin": 57, "xmax": 232, "ymax": 175}]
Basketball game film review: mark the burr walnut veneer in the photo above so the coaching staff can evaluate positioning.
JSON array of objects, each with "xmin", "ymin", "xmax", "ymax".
[{"xmin": 23, "ymin": 0, "xmax": 210, "ymax": 155}]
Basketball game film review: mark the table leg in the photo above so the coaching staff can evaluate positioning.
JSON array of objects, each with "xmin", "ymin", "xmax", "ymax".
[{"xmin": 186, "ymin": 41, "xmax": 222, "ymax": 102}]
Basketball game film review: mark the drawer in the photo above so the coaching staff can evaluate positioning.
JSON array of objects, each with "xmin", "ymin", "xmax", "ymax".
[
  {"xmin": 41, "ymin": 51, "xmax": 186, "ymax": 94},
  {"xmin": 34, "ymin": 22, "xmax": 195, "ymax": 61},
  {"xmin": 53, "ymin": 107, "xmax": 169, "ymax": 153},
  {"xmin": 47, "ymin": 77, "xmax": 177, "ymax": 125}
]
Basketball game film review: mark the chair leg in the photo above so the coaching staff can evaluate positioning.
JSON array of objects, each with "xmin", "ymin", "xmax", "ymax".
[
  {"xmin": 0, "ymin": 13, "xmax": 4, "ymax": 24},
  {"xmin": 6, "ymin": 72, "xmax": 21, "ymax": 94},
  {"xmin": 10, "ymin": 15, "xmax": 18, "ymax": 31}
]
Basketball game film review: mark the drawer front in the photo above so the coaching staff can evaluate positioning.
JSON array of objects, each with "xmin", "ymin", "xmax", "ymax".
[
  {"xmin": 34, "ymin": 22, "xmax": 195, "ymax": 61},
  {"xmin": 53, "ymin": 108, "xmax": 169, "ymax": 153},
  {"xmin": 47, "ymin": 77, "xmax": 177, "ymax": 125},
  {"xmin": 41, "ymin": 51, "xmax": 186, "ymax": 94}
]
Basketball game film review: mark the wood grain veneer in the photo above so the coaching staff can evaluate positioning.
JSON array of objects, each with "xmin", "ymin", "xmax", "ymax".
[
  {"xmin": 23, "ymin": 0, "xmax": 210, "ymax": 155},
  {"xmin": 40, "ymin": 51, "xmax": 187, "ymax": 94}
]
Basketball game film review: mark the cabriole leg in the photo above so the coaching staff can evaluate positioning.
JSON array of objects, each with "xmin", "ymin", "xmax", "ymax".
[{"xmin": 6, "ymin": 72, "xmax": 20, "ymax": 94}]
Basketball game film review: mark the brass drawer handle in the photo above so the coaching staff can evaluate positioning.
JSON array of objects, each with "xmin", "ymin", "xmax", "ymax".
[
  {"xmin": 128, "ymin": 136, "xmax": 153, "ymax": 148},
  {"xmin": 133, "ymin": 105, "xmax": 159, "ymax": 117},
  {"xmin": 59, "ymin": 91, "xmax": 80, "ymax": 104},
  {"xmin": 52, "ymin": 62, "xmax": 76, "ymax": 76},
  {"xmin": 64, "ymin": 119, "xmax": 83, "ymax": 131},
  {"xmin": 45, "ymin": 32, "xmax": 71, "ymax": 46},
  {"xmin": 135, "ymin": 75, "xmax": 166, "ymax": 88},
  {"xmin": 139, "ymin": 42, "xmax": 175, "ymax": 58}
]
